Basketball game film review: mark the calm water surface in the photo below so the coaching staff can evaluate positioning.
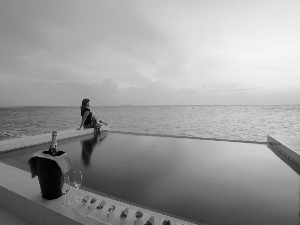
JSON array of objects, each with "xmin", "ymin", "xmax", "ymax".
[{"xmin": 1, "ymin": 132, "xmax": 299, "ymax": 225}]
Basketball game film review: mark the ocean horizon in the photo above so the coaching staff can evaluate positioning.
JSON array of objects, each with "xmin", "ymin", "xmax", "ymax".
[
  {"xmin": 1, "ymin": 104, "xmax": 300, "ymax": 107},
  {"xmin": 1, "ymin": 104, "xmax": 299, "ymax": 143}
]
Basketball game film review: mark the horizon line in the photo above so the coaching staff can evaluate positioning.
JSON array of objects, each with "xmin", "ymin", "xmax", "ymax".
[{"xmin": 0, "ymin": 103, "xmax": 299, "ymax": 108}]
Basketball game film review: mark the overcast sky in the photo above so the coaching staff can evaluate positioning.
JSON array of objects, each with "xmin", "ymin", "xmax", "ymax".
[{"xmin": 0, "ymin": 0, "xmax": 299, "ymax": 106}]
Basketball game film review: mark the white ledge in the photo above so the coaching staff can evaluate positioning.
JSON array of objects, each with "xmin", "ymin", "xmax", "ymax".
[
  {"xmin": 0, "ymin": 129, "xmax": 95, "ymax": 153},
  {"xmin": 267, "ymin": 135, "xmax": 300, "ymax": 166}
]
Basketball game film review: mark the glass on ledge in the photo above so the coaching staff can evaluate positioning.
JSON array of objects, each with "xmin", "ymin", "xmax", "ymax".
[{"xmin": 61, "ymin": 175, "xmax": 71, "ymax": 207}]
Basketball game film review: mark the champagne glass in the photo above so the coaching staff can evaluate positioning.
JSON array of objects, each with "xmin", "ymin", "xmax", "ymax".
[
  {"xmin": 73, "ymin": 170, "xmax": 82, "ymax": 201},
  {"xmin": 88, "ymin": 197, "xmax": 97, "ymax": 212},
  {"xmin": 120, "ymin": 208, "xmax": 129, "ymax": 220},
  {"xmin": 134, "ymin": 211, "xmax": 143, "ymax": 225},
  {"xmin": 107, "ymin": 205, "xmax": 115, "ymax": 219},
  {"xmin": 61, "ymin": 175, "xmax": 71, "ymax": 207},
  {"xmin": 145, "ymin": 215, "xmax": 155, "ymax": 225}
]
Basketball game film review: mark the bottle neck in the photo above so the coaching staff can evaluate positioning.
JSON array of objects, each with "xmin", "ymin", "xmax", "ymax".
[
  {"xmin": 49, "ymin": 131, "xmax": 58, "ymax": 156},
  {"xmin": 51, "ymin": 131, "xmax": 57, "ymax": 148}
]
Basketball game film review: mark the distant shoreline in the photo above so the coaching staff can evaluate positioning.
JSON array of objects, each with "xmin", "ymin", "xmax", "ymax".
[{"xmin": 1, "ymin": 104, "xmax": 300, "ymax": 108}]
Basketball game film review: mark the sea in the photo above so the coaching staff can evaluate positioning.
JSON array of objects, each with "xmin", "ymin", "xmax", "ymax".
[{"xmin": 0, "ymin": 105, "xmax": 299, "ymax": 143}]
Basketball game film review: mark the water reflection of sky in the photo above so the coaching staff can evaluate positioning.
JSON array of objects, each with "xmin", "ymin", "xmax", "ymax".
[
  {"xmin": 57, "ymin": 132, "xmax": 299, "ymax": 225},
  {"xmin": 0, "ymin": 132, "xmax": 299, "ymax": 225}
]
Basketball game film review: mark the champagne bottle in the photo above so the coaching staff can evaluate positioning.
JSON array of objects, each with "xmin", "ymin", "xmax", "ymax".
[{"xmin": 49, "ymin": 131, "xmax": 58, "ymax": 156}]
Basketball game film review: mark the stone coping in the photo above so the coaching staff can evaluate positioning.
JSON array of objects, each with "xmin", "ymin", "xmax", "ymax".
[
  {"xmin": 268, "ymin": 135, "xmax": 300, "ymax": 154},
  {"xmin": 0, "ymin": 128, "xmax": 266, "ymax": 154},
  {"xmin": 0, "ymin": 129, "xmax": 95, "ymax": 153},
  {"xmin": 0, "ymin": 206, "xmax": 30, "ymax": 225},
  {"xmin": 267, "ymin": 135, "xmax": 300, "ymax": 166}
]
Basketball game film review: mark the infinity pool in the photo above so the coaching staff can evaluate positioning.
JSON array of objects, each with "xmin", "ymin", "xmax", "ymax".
[{"xmin": 0, "ymin": 132, "xmax": 299, "ymax": 225}]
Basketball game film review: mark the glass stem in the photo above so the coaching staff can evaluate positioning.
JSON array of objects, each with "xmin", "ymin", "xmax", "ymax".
[
  {"xmin": 77, "ymin": 187, "xmax": 79, "ymax": 197},
  {"xmin": 65, "ymin": 192, "xmax": 67, "ymax": 203}
]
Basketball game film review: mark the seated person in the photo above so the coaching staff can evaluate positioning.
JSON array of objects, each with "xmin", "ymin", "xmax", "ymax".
[{"xmin": 77, "ymin": 98, "xmax": 108, "ymax": 133}]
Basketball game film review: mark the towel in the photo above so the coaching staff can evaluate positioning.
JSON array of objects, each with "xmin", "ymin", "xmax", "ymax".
[{"xmin": 28, "ymin": 150, "xmax": 73, "ymax": 178}]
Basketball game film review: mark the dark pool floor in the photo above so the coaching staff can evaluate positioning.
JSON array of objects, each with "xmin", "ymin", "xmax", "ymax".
[{"xmin": 1, "ymin": 132, "xmax": 299, "ymax": 225}]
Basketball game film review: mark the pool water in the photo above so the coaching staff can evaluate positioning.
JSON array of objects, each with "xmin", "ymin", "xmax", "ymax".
[{"xmin": 0, "ymin": 132, "xmax": 299, "ymax": 225}]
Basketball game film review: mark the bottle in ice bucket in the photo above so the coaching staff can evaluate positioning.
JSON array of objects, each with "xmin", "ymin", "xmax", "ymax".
[{"xmin": 49, "ymin": 131, "xmax": 58, "ymax": 156}]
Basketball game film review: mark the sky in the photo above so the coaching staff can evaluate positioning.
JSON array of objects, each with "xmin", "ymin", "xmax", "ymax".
[{"xmin": 0, "ymin": 0, "xmax": 300, "ymax": 106}]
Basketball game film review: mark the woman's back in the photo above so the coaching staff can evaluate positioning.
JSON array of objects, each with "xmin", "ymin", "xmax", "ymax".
[{"xmin": 81, "ymin": 107, "xmax": 92, "ymax": 125}]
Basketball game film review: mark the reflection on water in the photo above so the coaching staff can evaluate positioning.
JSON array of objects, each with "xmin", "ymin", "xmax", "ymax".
[
  {"xmin": 66, "ymin": 133, "xmax": 299, "ymax": 225},
  {"xmin": 0, "ymin": 133, "xmax": 299, "ymax": 225},
  {"xmin": 81, "ymin": 132, "xmax": 108, "ymax": 167}
]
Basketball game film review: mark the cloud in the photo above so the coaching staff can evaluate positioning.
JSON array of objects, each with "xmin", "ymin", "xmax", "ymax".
[
  {"xmin": 0, "ymin": 1, "xmax": 69, "ymax": 57},
  {"xmin": 0, "ymin": 0, "xmax": 300, "ymax": 106},
  {"xmin": 0, "ymin": 0, "xmax": 173, "ymax": 86},
  {"xmin": 1, "ymin": 75, "xmax": 300, "ymax": 106}
]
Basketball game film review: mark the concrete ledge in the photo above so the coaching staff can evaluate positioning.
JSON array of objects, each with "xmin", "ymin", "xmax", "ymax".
[
  {"xmin": 267, "ymin": 135, "xmax": 300, "ymax": 166},
  {"xmin": 0, "ymin": 162, "xmax": 198, "ymax": 225},
  {"xmin": 0, "ymin": 129, "xmax": 95, "ymax": 153},
  {"xmin": 267, "ymin": 134, "xmax": 300, "ymax": 154},
  {"xmin": 0, "ymin": 163, "xmax": 83, "ymax": 225},
  {"xmin": 1, "ymin": 129, "xmax": 267, "ymax": 154},
  {"xmin": 0, "ymin": 206, "xmax": 30, "ymax": 225}
]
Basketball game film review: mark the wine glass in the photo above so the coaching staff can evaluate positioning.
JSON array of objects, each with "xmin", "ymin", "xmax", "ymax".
[
  {"xmin": 120, "ymin": 208, "xmax": 129, "ymax": 220},
  {"xmin": 61, "ymin": 175, "xmax": 71, "ymax": 207},
  {"xmin": 107, "ymin": 205, "xmax": 115, "ymax": 219},
  {"xmin": 73, "ymin": 170, "xmax": 82, "ymax": 201},
  {"xmin": 134, "ymin": 211, "xmax": 143, "ymax": 225},
  {"xmin": 88, "ymin": 197, "xmax": 97, "ymax": 212}
]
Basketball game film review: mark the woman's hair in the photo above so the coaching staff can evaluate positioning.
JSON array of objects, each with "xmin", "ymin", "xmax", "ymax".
[{"xmin": 80, "ymin": 98, "xmax": 90, "ymax": 112}]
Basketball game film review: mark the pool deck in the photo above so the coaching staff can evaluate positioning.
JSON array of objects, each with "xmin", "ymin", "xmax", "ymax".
[
  {"xmin": 0, "ymin": 206, "xmax": 30, "ymax": 225},
  {"xmin": 0, "ymin": 129, "xmax": 299, "ymax": 225}
]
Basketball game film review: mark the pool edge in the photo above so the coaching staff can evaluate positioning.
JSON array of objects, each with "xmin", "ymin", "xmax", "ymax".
[
  {"xmin": 267, "ymin": 135, "xmax": 300, "ymax": 166},
  {"xmin": 0, "ymin": 129, "xmax": 95, "ymax": 153},
  {"xmin": 0, "ymin": 129, "xmax": 267, "ymax": 155}
]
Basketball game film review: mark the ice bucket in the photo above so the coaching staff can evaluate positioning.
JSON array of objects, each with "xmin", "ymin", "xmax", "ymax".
[{"xmin": 35, "ymin": 157, "xmax": 63, "ymax": 200}]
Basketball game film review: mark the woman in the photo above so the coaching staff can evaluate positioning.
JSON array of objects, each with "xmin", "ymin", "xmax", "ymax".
[{"xmin": 77, "ymin": 98, "xmax": 108, "ymax": 133}]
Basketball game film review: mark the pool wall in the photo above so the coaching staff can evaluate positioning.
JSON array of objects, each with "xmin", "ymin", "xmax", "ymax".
[
  {"xmin": 0, "ymin": 129, "xmax": 199, "ymax": 225},
  {"xmin": 267, "ymin": 135, "xmax": 300, "ymax": 166}
]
